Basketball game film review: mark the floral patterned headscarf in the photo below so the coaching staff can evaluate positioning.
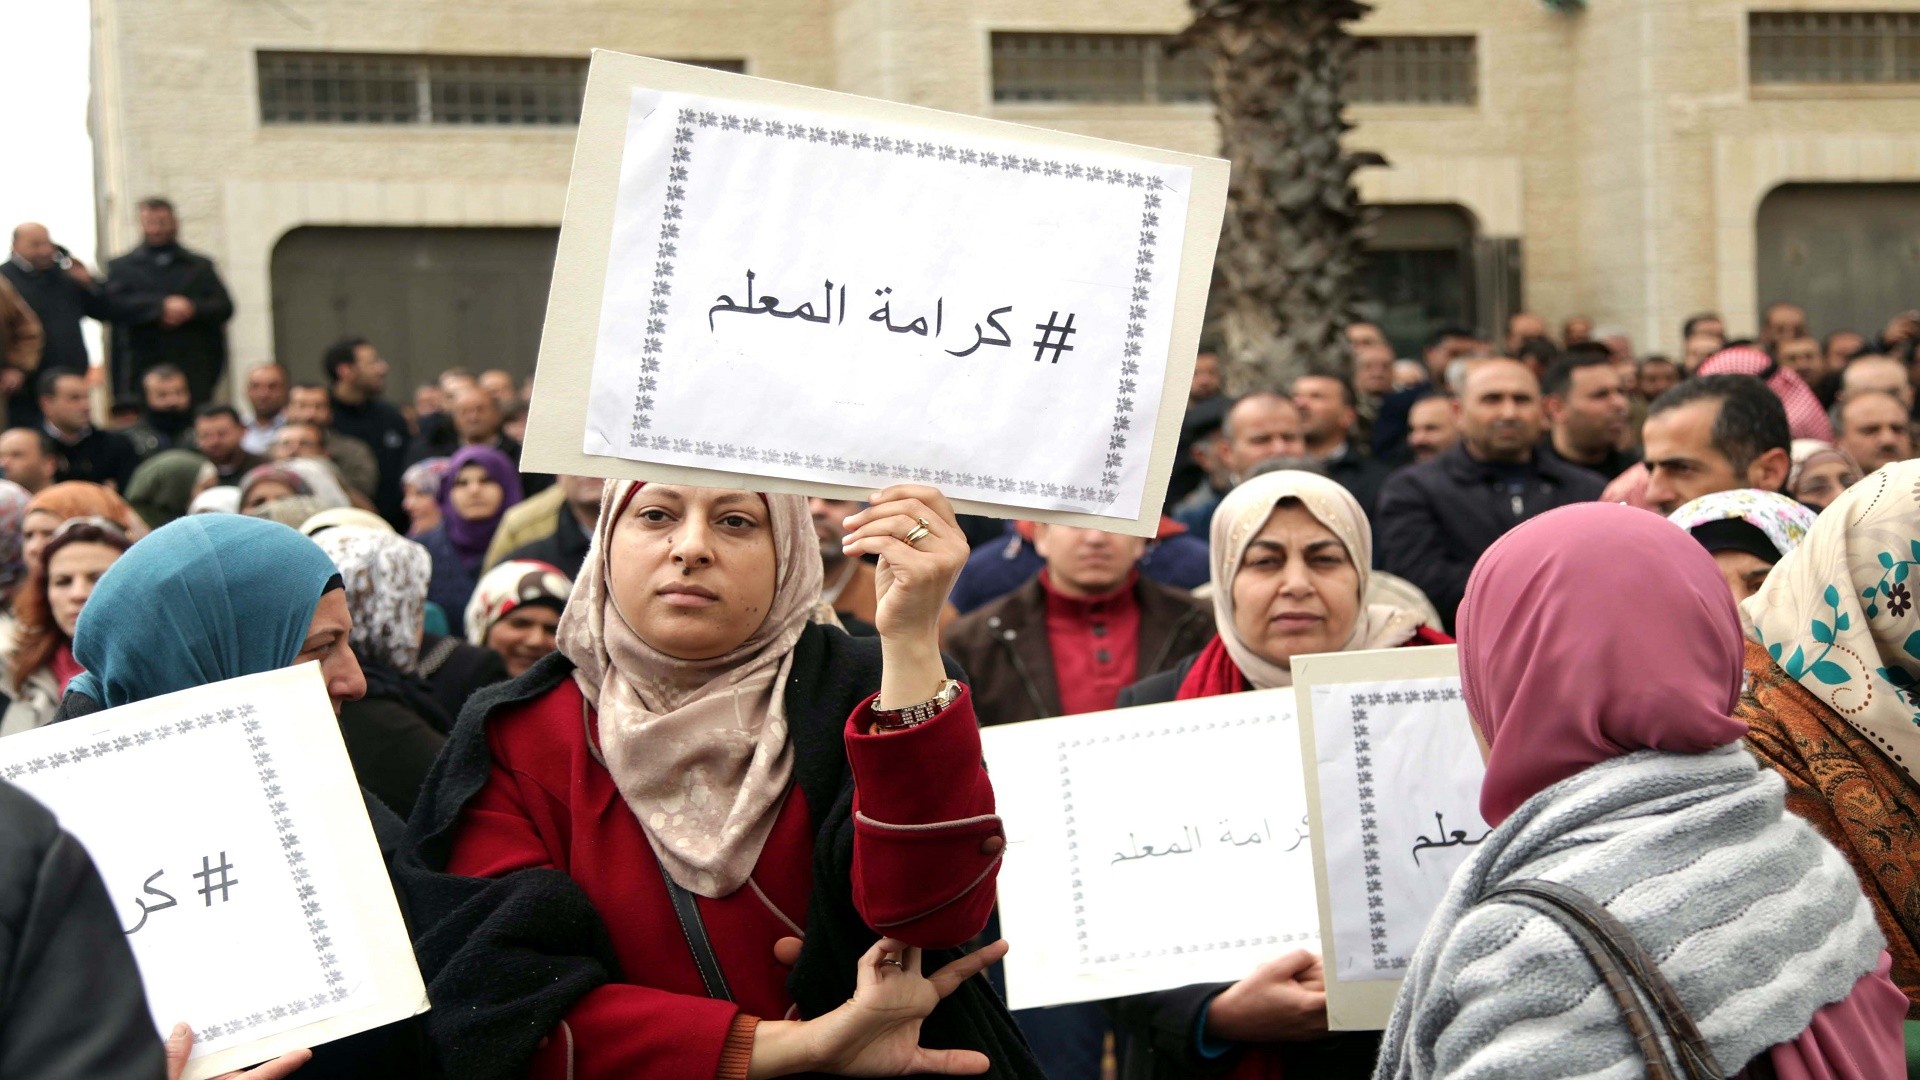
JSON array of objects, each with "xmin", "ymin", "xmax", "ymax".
[
  {"xmin": 1746, "ymin": 460, "xmax": 1920, "ymax": 785},
  {"xmin": 464, "ymin": 559, "xmax": 572, "ymax": 646},
  {"xmin": 1668, "ymin": 489, "xmax": 1816, "ymax": 562},
  {"xmin": 312, "ymin": 526, "xmax": 432, "ymax": 673}
]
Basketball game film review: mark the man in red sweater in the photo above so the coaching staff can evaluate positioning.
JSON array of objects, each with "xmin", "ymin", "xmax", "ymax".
[{"xmin": 945, "ymin": 524, "xmax": 1214, "ymax": 1077}]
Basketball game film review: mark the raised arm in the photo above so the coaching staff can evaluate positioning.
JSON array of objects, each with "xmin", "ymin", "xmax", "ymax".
[{"xmin": 839, "ymin": 485, "xmax": 1004, "ymax": 948}]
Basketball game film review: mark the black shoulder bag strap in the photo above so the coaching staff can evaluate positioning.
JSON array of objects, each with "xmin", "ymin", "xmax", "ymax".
[
  {"xmin": 1485, "ymin": 878, "xmax": 1723, "ymax": 1080},
  {"xmin": 657, "ymin": 855, "xmax": 734, "ymax": 1002},
  {"xmin": 581, "ymin": 697, "xmax": 735, "ymax": 1003}
]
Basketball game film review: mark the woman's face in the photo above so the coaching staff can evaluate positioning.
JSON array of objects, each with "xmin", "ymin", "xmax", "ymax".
[
  {"xmin": 486, "ymin": 605, "xmax": 560, "ymax": 677},
  {"xmin": 1793, "ymin": 459, "xmax": 1862, "ymax": 511},
  {"xmin": 1713, "ymin": 548, "xmax": 1774, "ymax": 605},
  {"xmin": 293, "ymin": 590, "xmax": 367, "ymax": 715},
  {"xmin": 243, "ymin": 479, "xmax": 294, "ymax": 512},
  {"xmin": 607, "ymin": 485, "xmax": 777, "ymax": 661},
  {"xmin": 1230, "ymin": 503, "xmax": 1362, "ymax": 670},
  {"xmin": 22, "ymin": 510, "xmax": 61, "ymax": 570},
  {"xmin": 449, "ymin": 465, "xmax": 504, "ymax": 521},
  {"xmin": 404, "ymin": 487, "xmax": 441, "ymax": 533},
  {"xmin": 47, "ymin": 541, "xmax": 121, "ymax": 638}
]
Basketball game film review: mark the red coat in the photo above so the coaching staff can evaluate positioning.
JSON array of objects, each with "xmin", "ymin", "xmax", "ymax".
[{"xmin": 445, "ymin": 676, "xmax": 1004, "ymax": 1079}]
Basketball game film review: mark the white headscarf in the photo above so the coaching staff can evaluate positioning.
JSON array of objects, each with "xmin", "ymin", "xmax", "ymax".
[{"xmin": 1208, "ymin": 470, "xmax": 1425, "ymax": 689}]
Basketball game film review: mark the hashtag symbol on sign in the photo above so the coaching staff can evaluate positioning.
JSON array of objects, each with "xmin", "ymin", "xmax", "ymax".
[
  {"xmin": 195, "ymin": 852, "xmax": 238, "ymax": 906},
  {"xmin": 1031, "ymin": 312, "xmax": 1077, "ymax": 364}
]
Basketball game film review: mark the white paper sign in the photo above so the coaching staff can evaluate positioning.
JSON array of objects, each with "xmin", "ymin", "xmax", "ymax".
[
  {"xmin": 0, "ymin": 664, "xmax": 427, "ymax": 1079},
  {"xmin": 981, "ymin": 690, "xmax": 1320, "ymax": 1010},
  {"xmin": 1293, "ymin": 646, "xmax": 1490, "ymax": 1030},
  {"xmin": 584, "ymin": 88, "xmax": 1194, "ymax": 525}
]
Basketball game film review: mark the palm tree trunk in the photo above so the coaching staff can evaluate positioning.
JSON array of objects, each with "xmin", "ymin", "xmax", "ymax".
[{"xmin": 1186, "ymin": 0, "xmax": 1373, "ymax": 394}]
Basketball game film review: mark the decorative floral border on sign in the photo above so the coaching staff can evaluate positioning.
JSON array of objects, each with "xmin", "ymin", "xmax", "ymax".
[
  {"xmin": 1058, "ymin": 714, "xmax": 1316, "ymax": 966},
  {"xmin": 625, "ymin": 106, "xmax": 1174, "ymax": 510},
  {"xmin": 1347, "ymin": 685, "xmax": 1465, "ymax": 972},
  {"xmin": 0, "ymin": 704, "xmax": 347, "ymax": 1041}
]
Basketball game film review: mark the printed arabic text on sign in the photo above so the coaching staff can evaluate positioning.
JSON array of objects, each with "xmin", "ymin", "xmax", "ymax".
[
  {"xmin": 582, "ymin": 89, "xmax": 1196, "ymax": 524},
  {"xmin": 981, "ymin": 689, "xmax": 1321, "ymax": 1010}
]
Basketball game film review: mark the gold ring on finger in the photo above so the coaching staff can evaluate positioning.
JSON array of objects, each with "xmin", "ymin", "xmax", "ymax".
[{"xmin": 904, "ymin": 524, "xmax": 932, "ymax": 547}]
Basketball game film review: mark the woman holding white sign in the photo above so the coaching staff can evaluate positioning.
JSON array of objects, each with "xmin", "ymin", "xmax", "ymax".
[
  {"xmin": 1375, "ymin": 503, "xmax": 1904, "ymax": 1079},
  {"xmin": 59, "ymin": 514, "xmax": 429, "ymax": 1079},
  {"xmin": 398, "ymin": 482, "xmax": 1042, "ymax": 1079},
  {"xmin": 1110, "ymin": 470, "xmax": 1446, "ymax": 1080}
]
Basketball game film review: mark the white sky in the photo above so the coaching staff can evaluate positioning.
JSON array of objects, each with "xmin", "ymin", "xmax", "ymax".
[
  {"xmin": 0, "ymin": 1, "xmax": 104, "ymax": 360},
  {"xmin": 0, "ymin": 2, "xmax": 97, "ymax": 262}
]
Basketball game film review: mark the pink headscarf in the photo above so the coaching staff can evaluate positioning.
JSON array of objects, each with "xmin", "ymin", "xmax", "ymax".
[
  {"xmin": 1457, "ymin": 502, "xmax": 1748, "ymax": 825},
  {"xmin": 1698, "ymin": 345, "xmax": 1834, "ymax": 441}
]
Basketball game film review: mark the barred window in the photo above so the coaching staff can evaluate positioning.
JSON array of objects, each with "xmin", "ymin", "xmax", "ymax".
[
  {"xmin": 1750, "ymin": 11, "xmax": 1920, "ymax": 84},
  {"xmin": 989, "ymin": 32, "xmax": 1475, "ymax": 107},
  {"xmin": 1350, "ymin": 36, "xmax": 1477, "ymax": 106},
  {"xmin": 990, "ymin": 33, "xmax": 1208, "ymax": 104},
  {"xmin": 256, "ymin": 52, "xmax": 422, "ymax": 124},
  {"xmin": 258, "ymin": 53, "xmax": 746, "ymax": 125}
]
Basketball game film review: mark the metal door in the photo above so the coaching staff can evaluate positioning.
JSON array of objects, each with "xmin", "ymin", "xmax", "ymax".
[{"xmin": 270, "ymin": 226, "xmax": 559, "ymax": 393}]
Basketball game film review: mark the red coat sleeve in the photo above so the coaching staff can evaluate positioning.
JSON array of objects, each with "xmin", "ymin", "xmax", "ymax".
[
  {"xmin": 844, "ymin": 686, "xmax": 1005, "ymax": 948},
  {"xmin": 445, "ymin": 751, "xmax": 751, "ymax": 1080}
]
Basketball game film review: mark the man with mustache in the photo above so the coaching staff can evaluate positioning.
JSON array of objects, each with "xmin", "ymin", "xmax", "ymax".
[{"xmin": 1375, "ymin": 359, "xmax": 1606, "ymax": 631}]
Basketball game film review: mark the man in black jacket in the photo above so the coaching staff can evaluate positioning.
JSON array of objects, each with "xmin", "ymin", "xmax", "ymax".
[
  {"xmin": 103, "ymin": 198, "xmax": 233, "ymax": 405},
  {"xmin": 1539, "ymin": 347, "xmax": 1638, "ymax": 480},
  {"xmin": 1375, "ymin": 359, "xmax": 1606, "ymax": 630},
  {"xmin": 1292, "ymin": 372, "xmax": 1392, "ymax": 518},
  {"xmin": 323, "ymin": 338, "xmax": 412, "ymax": 530},
  {"xmin": 38, "ymin": 370, "xmax": 139, "ymax": 491},
  {"xmin": 4, "ymin": 223, "xmax": 109, "ymax": 380},
  {"xmin": 0, "ymin": 780, "xmax": 167, "ymax": 1080}
]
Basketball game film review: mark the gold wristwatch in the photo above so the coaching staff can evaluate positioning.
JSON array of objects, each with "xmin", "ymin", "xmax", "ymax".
[{"xmin": 869, "ymin": 679, "xmax": 963, "ymax": 732}]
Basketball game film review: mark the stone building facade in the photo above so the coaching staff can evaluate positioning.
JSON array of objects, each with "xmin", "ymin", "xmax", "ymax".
[{"xmin": 90, "ymin": 0, "xmax": 1920, "ymax": 392}]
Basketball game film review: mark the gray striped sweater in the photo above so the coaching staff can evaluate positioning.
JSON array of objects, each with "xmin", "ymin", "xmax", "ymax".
[{"xmin": 1374, "ymin": 744, "xmax": 1884, "ymax": 1079}]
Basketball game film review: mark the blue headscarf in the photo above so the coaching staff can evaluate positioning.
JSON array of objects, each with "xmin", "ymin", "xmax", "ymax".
[{"xmin": 68, "ymin": 515, "xmax": 340, "ymax": 708}]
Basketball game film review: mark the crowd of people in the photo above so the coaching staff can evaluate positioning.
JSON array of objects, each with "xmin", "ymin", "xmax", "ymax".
[{"xmin": 6, "ymin": 197, "xmax": 1920, "ymax": 1080}]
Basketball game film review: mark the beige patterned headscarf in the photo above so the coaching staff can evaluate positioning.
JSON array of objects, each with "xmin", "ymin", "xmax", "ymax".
[
  {"xmin": 1209, "ymin": 470, "xmax": 1425, "ymax": 689},
  {"xmin": 557, "ymin": 480, "xmax": 826, "ymax": 897},
  {"xmin": 1745, "ymin": 460, "xmax": 1920, "ymax": 786}
]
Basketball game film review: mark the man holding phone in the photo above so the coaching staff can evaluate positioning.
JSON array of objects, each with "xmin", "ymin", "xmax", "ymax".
[{"xmin": 4, "ymin": 222, "xmax": 110, "ymax": 384}]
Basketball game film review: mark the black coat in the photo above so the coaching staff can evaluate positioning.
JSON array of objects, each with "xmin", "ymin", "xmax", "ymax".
[
  {"xmin": 102, "ymin": 243, "xmax": 233, "ymax": 404},
  {"xmin": 339, "ymin": 662, "xmax": 450, "ymax": 819},
  {"xmin": 51, "ymin": 426, "xmax": 140, "ymax": 491},
  {"xmin": 394, "ymin": 626, "xmax": 1045, "ymax": 1080},
  {"xmin": 329, "ymin": 394, "xmax": 412, "ymax": 530},
  {"xmin": 1103, "ymin": 659, "xmax": 1383, "ymax": 1080},
  {"xmin": 0, "ymin": 260, "xmax": 109, "ymax": 375},
  {"xmin": 0, "ymin": 779, "xmax": 166, "ymax": 1080},
  {"xmin": 415, "ymin": 632, "xmax": 509, "ymax": 731},
  {"xmin": 1320, "ymin": 443, "xmax": 1394, "ymax": 523},
  {"xmin": 1373, "ymin": 443, "xmax": 1607, "ymax": 631}
]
